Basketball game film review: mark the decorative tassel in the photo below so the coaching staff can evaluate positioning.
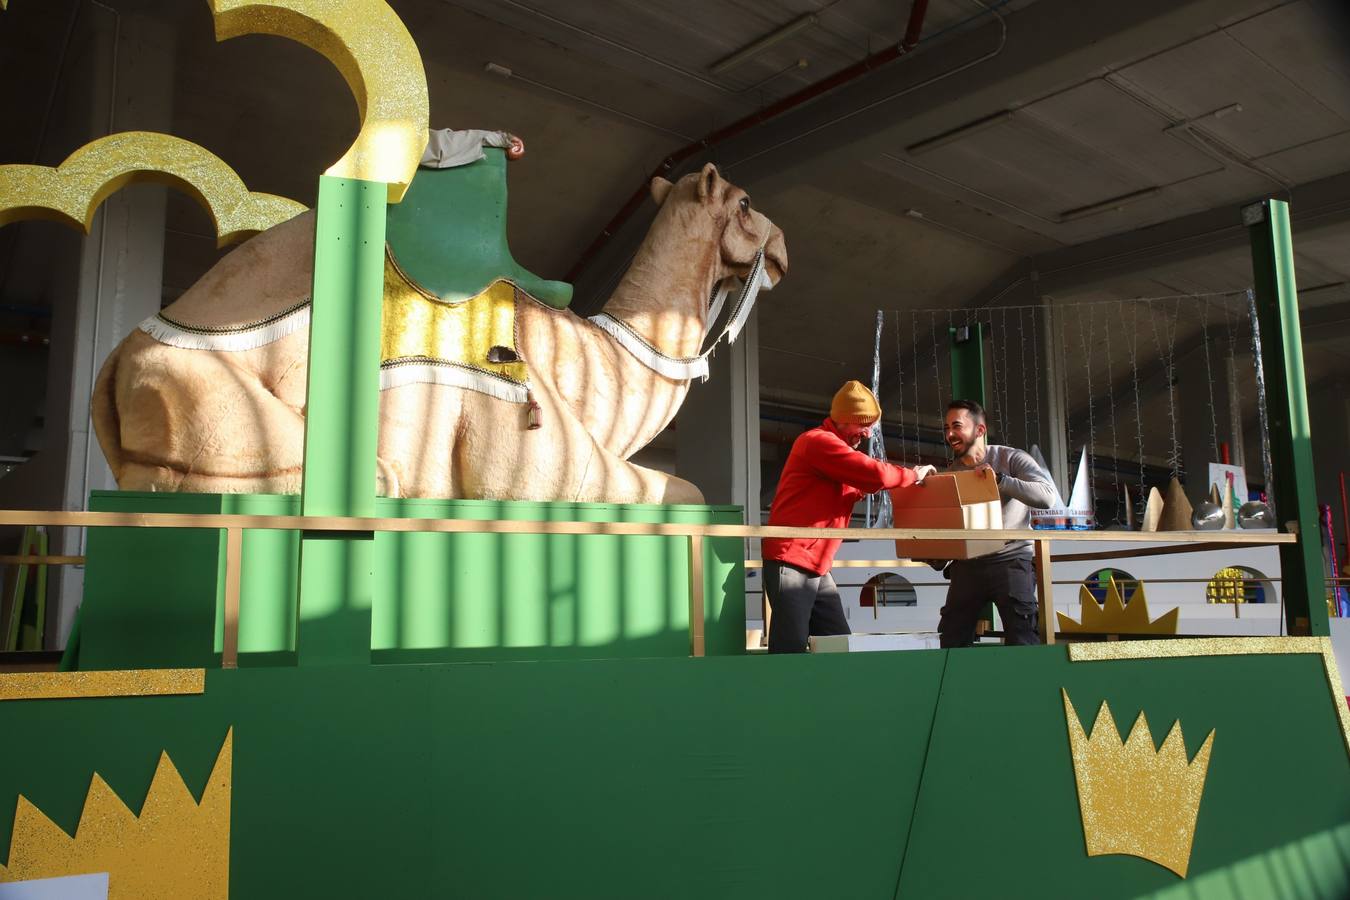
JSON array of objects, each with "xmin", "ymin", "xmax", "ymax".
[{"xmin": 527, "ymin": 393, "xmax": 542, "ymax": 430}]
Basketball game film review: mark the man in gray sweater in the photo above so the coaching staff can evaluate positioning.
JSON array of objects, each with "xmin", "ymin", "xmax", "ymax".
[{"xmin": 938, "ymin": 400, "xmax": 1056, "ymax": 647}]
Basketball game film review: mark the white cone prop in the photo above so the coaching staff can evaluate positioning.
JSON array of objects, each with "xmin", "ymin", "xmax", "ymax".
[{"xmin": 1067, "ymin": 447, "xmax": 1092, "ymax": 516}]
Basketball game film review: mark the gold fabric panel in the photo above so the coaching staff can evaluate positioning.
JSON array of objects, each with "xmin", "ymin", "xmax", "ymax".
[{"xmin": 381, "ymin": 250, "xmax": 528, "ymax": 387}]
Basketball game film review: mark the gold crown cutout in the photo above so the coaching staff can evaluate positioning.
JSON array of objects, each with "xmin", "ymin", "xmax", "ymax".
[
  {"xmin": 1062, "ymin": 690, "xmax": 1213, "ymax": 877},
  {"xmin": 1058, "ymin": 578, "xmax": 1179, "ymax": 635},
  {"xmin": 0, "ymin": 729, "xmax": 232, "ymax": 899}
]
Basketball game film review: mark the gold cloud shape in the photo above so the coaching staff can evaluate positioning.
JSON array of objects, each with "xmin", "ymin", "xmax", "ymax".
[
  {"xmin": 0, "ymin": 131, "xmax": 307, "ymax": 246},
  {"xmin": 209, "ymin": 0, "xmax": 429, "ymax": 202}
]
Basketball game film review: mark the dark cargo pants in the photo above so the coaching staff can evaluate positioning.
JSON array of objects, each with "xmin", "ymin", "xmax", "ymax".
[{"xmin": 938, "ymin": 555, "xmax": 1041, "ymax": 648}]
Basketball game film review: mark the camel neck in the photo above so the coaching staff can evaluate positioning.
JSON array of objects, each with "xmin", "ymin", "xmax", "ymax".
[{"xmin": 602, "ymin": 212, "xmax": 720, "ymax": 362}]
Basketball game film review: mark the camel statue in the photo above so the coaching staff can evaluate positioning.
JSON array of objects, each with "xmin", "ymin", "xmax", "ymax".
[{"xmin": 91, "ymin": 159, "xmax": 787, "ymax": 504}]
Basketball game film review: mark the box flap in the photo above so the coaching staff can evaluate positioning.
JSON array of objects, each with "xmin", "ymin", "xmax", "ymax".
[
  {"xmin": 891, "ymin": 470, "xmax": 999, "ymax": 510},
  {"xmin": 952, "ymin": 469, "xmax": 1000, "ymax": 504}
]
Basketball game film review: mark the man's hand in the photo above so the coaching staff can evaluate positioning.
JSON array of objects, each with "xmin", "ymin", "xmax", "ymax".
[{"xmin": 914, "ymin": 464, "xmax": 937, "ymax": 483}]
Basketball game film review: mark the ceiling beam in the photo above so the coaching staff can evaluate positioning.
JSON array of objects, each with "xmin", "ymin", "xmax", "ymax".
[
  {"xmin": 966, "ymin": 168, "xmax": 1350, "ymax": 306},
  {"xmin": 569, "ymin": 0, "xmax": 1278, "ymax": 308}
]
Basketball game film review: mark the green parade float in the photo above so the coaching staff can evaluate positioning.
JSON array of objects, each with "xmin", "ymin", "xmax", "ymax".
[{"xmin": 0, "ymin": 1, "xmax": 1347, "ymax": 897}]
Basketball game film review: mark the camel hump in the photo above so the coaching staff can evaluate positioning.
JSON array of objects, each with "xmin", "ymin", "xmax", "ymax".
[{"xmin": 157, "ymin": 209, "xmax": 317, "ymax": 331}]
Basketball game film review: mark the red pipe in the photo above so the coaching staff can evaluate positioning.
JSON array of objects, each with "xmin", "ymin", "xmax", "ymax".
[
  {"xmin": 903, "ymin": 0, "xmax": 931, "ymax": 51},
  {"xmin": 565, "ymin": 2, "xmax": 932, "ymax": 283}
]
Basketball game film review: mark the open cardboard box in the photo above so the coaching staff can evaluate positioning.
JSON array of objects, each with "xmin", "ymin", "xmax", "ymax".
[{"xmin": 890, "ymin": 469, "xmax": 1005, "ymax": 560}]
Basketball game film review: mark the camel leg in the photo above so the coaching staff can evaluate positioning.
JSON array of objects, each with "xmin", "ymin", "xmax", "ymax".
[
  {"xmin": 574, "ymin": 442, "xmax": 705, "ymax": 505},
  {"xmin": 108, "ymin": 332, "xmax": 305, "ymax": 491}
]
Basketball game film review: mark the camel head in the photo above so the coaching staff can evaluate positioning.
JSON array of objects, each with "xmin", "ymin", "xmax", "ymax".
[{"xmin": 651, "ymin": 163, "xmax": 788, "ymax": 293}]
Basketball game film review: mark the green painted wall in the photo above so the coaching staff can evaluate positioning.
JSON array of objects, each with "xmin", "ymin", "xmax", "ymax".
[
  {"xmin": 1, "ymin": 646, "xmax": 1347, "ymax": 897},
  {"xmin": 80, "ymin": 492, "xmax": 745, "ymax": 670}
]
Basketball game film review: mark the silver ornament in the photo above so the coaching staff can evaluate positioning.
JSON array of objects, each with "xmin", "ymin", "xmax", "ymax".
[
  {"xmin": 1191, "ymin": 501, "xmax": 1224, "ymax": 530},
  {"xmin": 1239, "ymin": 501, "xmax": 1275, "ymax": 529}
]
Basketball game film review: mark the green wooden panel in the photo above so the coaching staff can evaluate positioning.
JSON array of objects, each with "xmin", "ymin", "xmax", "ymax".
[
  {"xmin": 1146, "ymin": 822, "xmax": 1350, "ymax": 899},
  {"xmin": 385, "ymin": 148, "xmax": 572, "ymax": 307},
  {"xmin": 82, "ymin": 492, "xmax": 745, "ymax": 668},
  {"xmin": 897, "ymin": 645, "xmax": 1350, "ymax": 898},
  {"xmin": 3, "ymin": 647, "xmax": 1347, "ymax": 895},
  {"xmin": 297, "ymin": 176, "xmax": 388, "ymax": 666},
  {"xmin": 80, "ymin": 492, "xmax": 225, "ymax": 670},
  {"xmin": 0, "ymin": 653, "xmax": 946, "ymax": 899},
  {"xmin": 1247, "ymin": 199, "xmax": 1328, "ymax": 636}
]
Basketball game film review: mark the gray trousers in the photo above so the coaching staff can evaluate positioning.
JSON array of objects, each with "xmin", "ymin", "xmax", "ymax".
[
  {"xmin": 938, "ymin": 555, "xmax": 1041, "ymax": 648},
  {"xmin": 765, "ymin": 561, "xmax": 850, "ymax": 654}
]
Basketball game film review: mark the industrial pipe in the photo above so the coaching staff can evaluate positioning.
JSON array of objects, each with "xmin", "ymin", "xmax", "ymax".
[{"xmin": 565, "ymin": 0, "xmax": 937, "ymax": 283}]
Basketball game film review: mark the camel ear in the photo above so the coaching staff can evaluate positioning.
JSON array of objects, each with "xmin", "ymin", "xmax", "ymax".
[
  {"xmin": 650, "ymin": 176, "xmax": 674, "ymax": 206},
  {"xmin": 697, "ymin": 163, "xmax": 721, "ymax": 203}
]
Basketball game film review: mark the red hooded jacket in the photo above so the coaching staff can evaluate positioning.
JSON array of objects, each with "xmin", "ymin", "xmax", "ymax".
[{"xmin": 764, "ymin": 419, "xmax": 917, "ymax": 576}]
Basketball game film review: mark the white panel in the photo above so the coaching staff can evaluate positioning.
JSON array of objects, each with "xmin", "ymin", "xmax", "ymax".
[{"xmin": 0, "ymin": 874, "xmax": 109, "ymax": 900}]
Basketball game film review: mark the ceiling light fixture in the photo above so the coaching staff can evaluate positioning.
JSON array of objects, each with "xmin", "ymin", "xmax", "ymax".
[
  {"xmin": 1058, "ymin": 187, "xmax": 1160, "ymax": 223},
  {"xmin": 905, "ymin": 110, "xmax": 1014, "ymax": 155},
  {"xmin": 709, "ymin": 13, "xmax": 818, "ymax": 76}
]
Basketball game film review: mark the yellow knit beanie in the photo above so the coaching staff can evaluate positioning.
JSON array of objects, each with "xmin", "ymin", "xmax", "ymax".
[{"xmin": 830, "ymin": 380, "xmax": 880, "ymax": 424}]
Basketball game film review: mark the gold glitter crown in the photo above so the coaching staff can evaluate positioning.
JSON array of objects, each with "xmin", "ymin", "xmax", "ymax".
[
  {"xmin": 1058, "ymin": 578, "xmax": 1179, "ymax": 635},
  {"xmin": 0, "ymin": 729, "xmax": 232, "ymax": 899},
  {"xmin": 1062, "ymin": 691, "xmax": 1213, "ymax": 877}
]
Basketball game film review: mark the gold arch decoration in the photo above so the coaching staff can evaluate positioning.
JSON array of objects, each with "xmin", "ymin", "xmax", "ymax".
[
  {"xmin": 209, "ymin": 0, "xmax": 429, "ymax": 202},
  {"xmin": 0, "ymin": 132, "xmax": 307, "ymax": 246}
]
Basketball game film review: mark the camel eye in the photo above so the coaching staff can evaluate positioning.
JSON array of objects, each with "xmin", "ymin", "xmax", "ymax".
[{"xmin": 739, "ymin": 196, "xmax": 751, "ymax": 214}]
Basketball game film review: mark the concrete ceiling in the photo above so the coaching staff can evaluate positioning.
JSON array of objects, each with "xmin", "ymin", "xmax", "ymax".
[{"xmin": 2, "ymin": 0, "xmax": 1348, "ymax": 459}]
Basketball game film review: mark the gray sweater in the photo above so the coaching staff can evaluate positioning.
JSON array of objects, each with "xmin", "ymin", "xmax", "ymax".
[{"xmin": 946, "ymin": 445, "xmax": 1056, "ymax": 560}]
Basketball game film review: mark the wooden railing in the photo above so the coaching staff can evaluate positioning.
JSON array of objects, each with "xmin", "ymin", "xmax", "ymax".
[{"xmin": 0, "ymin": 509, "xmax": 1297, "ymax": 666}]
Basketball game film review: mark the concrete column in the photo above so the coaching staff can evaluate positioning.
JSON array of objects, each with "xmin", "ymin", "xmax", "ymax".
[
  {"xmin": 1038, "ymin": 293, "xmax": 1070, "ymax": 499},
  {"xmin": 46, "ymin": 9, "xmax": 174, "ymax": 647},
  {"xmin": 675, "ymin": 310, "xmax": 761, "ymax": 633},
  {"xmin": 676, "ymin": 310, "xmax": 761, "ymax": 521}
]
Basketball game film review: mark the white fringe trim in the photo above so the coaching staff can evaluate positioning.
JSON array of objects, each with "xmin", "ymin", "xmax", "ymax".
[
  {"xmin": 379, "ymin": 361, "xmax": 530, "ymax": 404},
  {"xmin": 586, "ymin": 313, "xmax": 710, "ymax": 382},
  {"xmin": 138, "ymin": 303, "xmax": 311, "ymax": 352}
]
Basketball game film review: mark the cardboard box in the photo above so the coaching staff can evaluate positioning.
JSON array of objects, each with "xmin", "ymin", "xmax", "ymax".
[{"xmin": 890, "ymin": 470, "xmax": 1004, "ymax": 560}]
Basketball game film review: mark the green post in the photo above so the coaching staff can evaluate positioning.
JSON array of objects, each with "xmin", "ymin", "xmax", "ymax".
[
  {"xmin": 949, "ymin": 323, "xmax": 986, "ymax": 408},
  {"xmin": 1245, "ymin": 199, "xmax": 1328, "ymax": 636},
  {"xmin": 296, "ymin": 176, "xmax": 388, "ymax": 665}
]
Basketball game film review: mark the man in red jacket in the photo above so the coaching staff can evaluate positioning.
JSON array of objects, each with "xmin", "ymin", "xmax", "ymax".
[{"xmin": 763, "ymin": 381, "xmax": 935, "ymax": 653}]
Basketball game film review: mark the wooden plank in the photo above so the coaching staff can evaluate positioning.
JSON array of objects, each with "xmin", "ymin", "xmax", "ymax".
[
  {"xmin": 1050, "ymin": 542, "xmax": 1281, "ymax": 563},
  {"xmin": 746, "ymin": 559, "xmax": 930, "ymax": 569},
  {"xmin": 688, "ymin": 535, "xmax": 705, "ymax": 658},
  {"xmin": 222, "ymin": 527, "xmax": 242, "ymax": 670},
  {"xmin": 1035, "ymin": 539, "xmax": 1055, "ymax": 646},
  {"xmin": 0, "ymin": 509, "xmax": 1301, "ymax": 544}
]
